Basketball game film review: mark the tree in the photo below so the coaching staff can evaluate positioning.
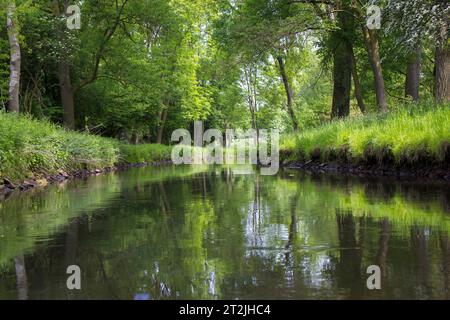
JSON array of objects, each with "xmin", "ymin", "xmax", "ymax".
[
  {"xmin": 435, "ymin": 14, "xmax": 449, "ymax": 103},
  {"xmin": 330, "ymin": 0, "xmax": 353, "ymax": 118},
  {"xmin": 51, "ymin": 0, "xmax": 129, "ymax": 129},
  {"xmin": 385, "ymin": 0, "xmax": 449, "ymax": 103},
  {"xmin": 356, "ymin": 1, "xmax": 388, "ymax": 112},
  {"xmin": 242, "ymin": 63, "xmax": 260, "ymax": 136},
  {"xmin": 276, "ymin": 55, "xmax": 299, "ymax": 129},
  {"xmin": 6, "ymin": 0, "xmax": 20, "ymax": 113},
  {"xmin": 405, "ymin": 46, "xmax": 421, "ymax": 101},
  {"xmin": 350, "ymin": 44, "xmax": 366, "ymax": 113},
  {"xmin": 215, "ymin": 0, "xmax": 322, "ymax": 129},
  {"xmin": 0, "ymin": 0, "xmax": 447, "ymax": 143}
]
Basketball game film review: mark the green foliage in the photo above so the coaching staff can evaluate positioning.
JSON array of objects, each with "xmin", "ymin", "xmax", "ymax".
[
  {"xmin": 0, "ymin": 0, "xmax": 448, "ymax": 156},
  {"xmin": 119, "ymin": 143, "xmax": 173, "ymax": 164}
]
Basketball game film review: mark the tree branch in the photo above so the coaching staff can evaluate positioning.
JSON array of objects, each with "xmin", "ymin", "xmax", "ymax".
[{"xmin": 73, "ymin": 0, "xmax": 129, "ymax": 92}]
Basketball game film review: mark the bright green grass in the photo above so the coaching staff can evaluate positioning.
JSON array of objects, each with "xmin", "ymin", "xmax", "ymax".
[
  {"xmin": 1, "ymin": 102, "xmax": 448, "ymax": 181},
  {"xmin": 281, "ymin": 103, "xmax": 450, "ymax": 166},
  {"xmin": 0, "ymin": 112, "xmax": 173, "ymax": 181},
  {"xmin": 119, "ymin": 143, "xmax": 173, "ymax": 164},
  {"xmin": 0, "ymin": 112, "xmax": 118, "ymax": 179}
]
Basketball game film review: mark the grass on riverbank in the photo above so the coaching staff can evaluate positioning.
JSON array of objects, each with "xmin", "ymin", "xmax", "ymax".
[
  {"xmin": 280, "ymin": 103, "xmax": 450, "ymax": 167},
  {"xmin": 119, "ymin": 143, "xmax": 172, "ymax": 164},
  {"xmin": 0, "ymin": 112, "xmax": 172, "ymax": 181},
  {"xmin": 1, "ymin": 102, "xmax": 449, "ymax": 181}
]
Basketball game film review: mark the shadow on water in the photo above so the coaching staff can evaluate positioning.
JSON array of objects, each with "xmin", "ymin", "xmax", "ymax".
[{"xmin": 0, "ymin": 166, "xmax": 449, "ymax": 299}]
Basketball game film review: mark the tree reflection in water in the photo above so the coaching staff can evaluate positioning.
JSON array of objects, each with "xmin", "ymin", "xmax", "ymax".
[{"xmin": 0, "ymin": 166, "xmax": 449, "ymax": 299}]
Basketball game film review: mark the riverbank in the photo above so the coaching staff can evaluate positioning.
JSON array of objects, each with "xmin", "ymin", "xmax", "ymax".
[
  {"xmin": 0, "ymin": 161, "xmax": 174, "ymax": 198},
  {"xmin": 1, "ymin": 104, "xmax": 450, "ymax": 196},
  {"xmin": 282, "ymin": 161, "xmax": 450, "ymax": 181},
  {"xmin": 280, "ymin": 104, "xmax": 450, "ymax": 179},
  {"xmin": 0, "ymin": 112, "xmax": 173, "ymax": 197}
]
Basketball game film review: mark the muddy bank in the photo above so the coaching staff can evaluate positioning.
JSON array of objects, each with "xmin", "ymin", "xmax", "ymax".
[
  {"xmin": 282, "ymin": 160, "xmax": 450, "ymax": 181},
  {"xmin": 0, "ymin": 160, "xmax": 173, "ymax": 199}
]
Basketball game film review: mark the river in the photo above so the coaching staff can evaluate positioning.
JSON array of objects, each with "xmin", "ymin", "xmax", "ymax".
[{"xmin": 0, "ymin": 166, "xmax": 449, "ymax": 299}]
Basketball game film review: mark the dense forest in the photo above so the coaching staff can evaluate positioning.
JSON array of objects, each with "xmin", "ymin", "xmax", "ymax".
[
  {"xmin": 1, "ymin": 0, "xmax": 448, "ymax": 138},
  {"xmin": 0, "ymin": 0, "xmax": 449, "ymax": 182}
]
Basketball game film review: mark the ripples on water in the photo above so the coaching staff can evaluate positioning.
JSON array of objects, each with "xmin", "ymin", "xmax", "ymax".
[{"xmin": 0, "ymin": 166, "xmax": 449, "ymax": 300}]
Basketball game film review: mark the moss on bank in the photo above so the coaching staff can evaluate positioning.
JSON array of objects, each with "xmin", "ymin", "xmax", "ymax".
[
  {"xmin": 0, "ymin": 112, "xmax": 172, "ymax": 181},
  {"xmin": 280, "ymin": 103, "xmax": 450, "ymax": 168}
]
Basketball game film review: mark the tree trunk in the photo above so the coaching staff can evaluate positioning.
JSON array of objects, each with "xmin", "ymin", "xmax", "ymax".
[
  {"xmin": 276, "ymin": 56, "xmax": 299, "ymax": 130},
  {"xmin": 411, "ymin": 227, "xmax": 432, "ymax": 296},
  {"xmin": 284, "ymin": 194, "xmax": 298, "ymax": 265},
  {"xmin": 349, "ymin": 45, "xmax": 366, "ymax": 114},
  {"xmin": 243, "ymin": 66, "xmax": 260, "ymax": 148},
  {"xmin": 6, "ymin": 1, "xmax": 21, "ymax": 113},
  {"xmin": 440, "ymin": 233, "xmax": 450, "ymax": 299},
  {"xmin": 331, "ymin": 8, "xmax": 352, "ymax": 119},
  {"xmin": 14, "ymin": 255, "xmax": 28, "ymax": 300},
  {"xmin": 376, "ymin": 219, "xmax": 390, "ymax": 289},
  {"xmin": 435, "ymin": 18, "xmax": 450, "ymax": 103},
  {"xmin": 65, "ymin": 219, "xmax": 79, "ymax": 265},
  {"xmin": 405, "ymin": 45, "xmax": 422, "ymax": 102},
  {"xmin": 156, "ymin": 109, "xmax": 168, "ymax": 144},
  {"xmin": 52, "ymin": 0, "xmax": 76, "ymax": 129},
  {"xmin": 131, "ymin": 132, "xmax": 139, "ymax": 145},
  {"xmin": 58, "ymin": 61, "xmax": 76, "ymax": 129},
  {"xmin": 362, "ymin": 28, "xmax": 388, "ymax": 112},
  {"xmin": 332, "ymin": 48, "xmax": 352, "ymax": 118},
  {"xmin": 335, "ymin": 211, "xmax": 364, "ymax": 297}
]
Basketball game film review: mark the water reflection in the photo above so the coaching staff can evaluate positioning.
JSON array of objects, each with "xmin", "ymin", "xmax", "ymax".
[{"xmin": 0, "ymin": 166, "xmax": 449, "ymax": 299}]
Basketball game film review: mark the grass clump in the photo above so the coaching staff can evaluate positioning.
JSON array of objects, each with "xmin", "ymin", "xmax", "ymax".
[
  {"xmin": 0, "ymin": 112, "xmax": 173, "ymax": 181},
  {"xmin": 0, "ymin": 112, "xmax": 120, "ymax": 180},
  {"xmin": 119, "ymin": 143, "xmax": 173, "ymax": 163},
  {"xmin": 281, "ymin": 103, "xmax": 450, "ymax": 167}
]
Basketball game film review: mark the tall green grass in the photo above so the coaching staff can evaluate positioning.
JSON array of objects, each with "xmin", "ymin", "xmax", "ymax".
[
  {"xmin": 119, "ymin": 143, "xmax": 173, "ymax": 164},
  {"xmin": 281, "ymin": 103, "xmax": 450, "ymax": 166},
  {"xmin": 1, "ymin": 102, "xmax": 448, "ymax": 181},
  {"xmin": 0, "ymin": 112, "xmax": 119, "ymax": 179},
  {"xmin": 0, "ymin": 112, "xmax": 173, "ymax": 181}
]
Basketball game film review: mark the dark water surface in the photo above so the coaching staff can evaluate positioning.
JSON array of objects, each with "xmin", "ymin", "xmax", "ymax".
[{"xmin": 1, "ymin": 166, "xmax": 450, "ymax": 300}]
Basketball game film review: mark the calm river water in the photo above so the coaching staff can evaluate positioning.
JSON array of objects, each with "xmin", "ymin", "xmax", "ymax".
[{"xmin": 1, "ymin": 166, "xmax": 449, "ymax": 299}]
